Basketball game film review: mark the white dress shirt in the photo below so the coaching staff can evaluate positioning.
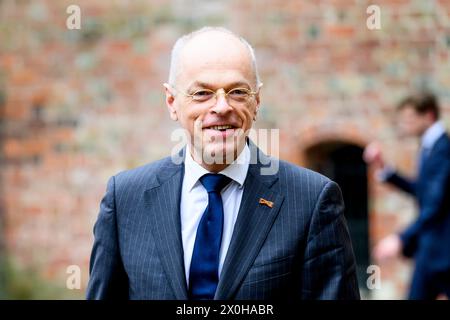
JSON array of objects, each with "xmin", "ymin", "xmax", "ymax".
[
  {"xmin": 180, "ymin": 144, "xmax": 250, "ymax": 286},
  {"xmin": 421, "ymin": 120, "xmax": 446, "ymax": 152}
]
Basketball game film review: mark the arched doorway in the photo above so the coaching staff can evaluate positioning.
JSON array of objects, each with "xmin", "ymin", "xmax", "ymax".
[{"xmin": 304, "ymin": 141, "xmax": 370, "ymax": 296}]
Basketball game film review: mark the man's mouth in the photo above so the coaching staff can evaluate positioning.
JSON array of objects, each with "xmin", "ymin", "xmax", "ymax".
[
  {"xmin": 206, "ymin": 125, "xmax": 236, "ymax": 131},
  {"xmin": 201, "ymin": 124, "xmax": 240, "ymax": 139}
]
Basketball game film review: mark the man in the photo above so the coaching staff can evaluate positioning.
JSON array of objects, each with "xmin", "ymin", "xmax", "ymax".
[
  {"xmin": 86, "ymin": 27, "xmax": 359, "ymax": 300},
  {"xmin": 364, "ymin": 93, "xmax": 450, "ymax": 299}
]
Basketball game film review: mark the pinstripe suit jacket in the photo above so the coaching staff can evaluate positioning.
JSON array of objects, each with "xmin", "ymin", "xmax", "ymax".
[{"xmin": 86, "ymin": 141, "xmax": 360, "ymax": 300}]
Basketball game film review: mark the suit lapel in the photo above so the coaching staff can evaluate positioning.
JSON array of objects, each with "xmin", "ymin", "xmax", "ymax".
[
  {"xmin": 419, "ymin": 133, "xmax": 447, "ymax": 176},
  {"xmin": 215, "ymin": 143, "xmax": 285, "ymax": 299},
  {"xmin": 143, "ymin": 150, "xmax": 188, "ymax": 300}
]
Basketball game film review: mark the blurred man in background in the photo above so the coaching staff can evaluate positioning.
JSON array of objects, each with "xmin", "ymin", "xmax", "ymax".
[{"xmin": 364, "ymin": 93, "xmax": 450, "ymax": 300}]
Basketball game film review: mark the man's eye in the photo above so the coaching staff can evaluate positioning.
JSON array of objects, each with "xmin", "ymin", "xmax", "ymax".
[
  {"xmin": 229, "ymin": 89, "xmax": 249, "ymax": 97},
  {"xmin": 194, "ymin": 90, "xmax": 212, "ymax": 96},
  {"xmin": 192, "ymin": 91, "xmax": 214, "ymax": 100}
]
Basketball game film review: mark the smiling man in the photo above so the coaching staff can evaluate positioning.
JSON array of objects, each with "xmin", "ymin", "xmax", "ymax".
[{"xmin": 86, "ymin": 27, "xmax": 360, "ymax": 300}]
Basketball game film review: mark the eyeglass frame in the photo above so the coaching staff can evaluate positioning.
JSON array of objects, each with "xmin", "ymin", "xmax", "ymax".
[{"xmin": 164, "ymin": 82, "xmax": 263, "ymax": 106}]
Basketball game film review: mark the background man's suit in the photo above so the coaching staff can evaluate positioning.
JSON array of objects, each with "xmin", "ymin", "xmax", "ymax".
[
  {"xmin": 86, "ymin": 141, "xmax": 360, "ymax": 299},
  {"xmin": 386, "ymin": 132, "xmax": 450, "ymax": 299}
]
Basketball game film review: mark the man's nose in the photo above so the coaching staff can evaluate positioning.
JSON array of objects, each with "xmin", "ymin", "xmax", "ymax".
[{"xmin": 211, "ymin": 91, "xmax": 233, "ymax": 115}]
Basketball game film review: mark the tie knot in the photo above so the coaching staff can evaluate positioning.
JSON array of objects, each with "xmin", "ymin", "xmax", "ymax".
[{"xmin": 199, "ymin": 173, "xmax": 231, "ymax": 193}]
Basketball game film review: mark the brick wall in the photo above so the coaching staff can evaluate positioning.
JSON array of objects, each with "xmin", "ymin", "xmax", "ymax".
[{"xmin": 1, "ymin": 0, "xmax": 449, "ymax": 299}]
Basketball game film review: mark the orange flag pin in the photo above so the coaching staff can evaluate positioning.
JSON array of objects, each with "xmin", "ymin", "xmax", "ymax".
[{"xmin": 259, "ymin": 198, "xmax": 274, "ymax": 208}]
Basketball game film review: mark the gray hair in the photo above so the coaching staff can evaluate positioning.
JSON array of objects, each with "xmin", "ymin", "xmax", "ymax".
[{"xmin": 168, "ymin": 26, "xmax": 261, "ymax": 88}]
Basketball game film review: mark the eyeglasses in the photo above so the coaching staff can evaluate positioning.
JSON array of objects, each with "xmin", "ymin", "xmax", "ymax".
[{"xmin": 166, "ymin": 84, "xmax": 260, "ymax": 107}]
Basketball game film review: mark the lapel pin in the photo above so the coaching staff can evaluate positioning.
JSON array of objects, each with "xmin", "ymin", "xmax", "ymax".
[{"xmin": 259, "ymin": 198, "xmax": 274, "ymax": 208}]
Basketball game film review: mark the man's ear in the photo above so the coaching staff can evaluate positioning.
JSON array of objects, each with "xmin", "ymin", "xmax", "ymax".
[
  {"xmin": 425, "ymin": 110, "xmax": 437, "ymax": 124},
  {"xmin": 253, "ymin": 99, "xmax": 260, "ymax": 121},
  {"xmin": 253, "ymin": 82, "xmax": 263, "ymax": 121},
  {"xmin": 163, "ymin": 83, "xmax": 178, "ymax": 121}
]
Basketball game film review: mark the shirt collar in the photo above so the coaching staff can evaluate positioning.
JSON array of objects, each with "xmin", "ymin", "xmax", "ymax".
[
  {"xmin": 183, "ymin": 143, "xmax": 250, "ymax": 192},
  {"xmin": 421, "ymin": 120, "xmax": 446, "ymax": 150}
]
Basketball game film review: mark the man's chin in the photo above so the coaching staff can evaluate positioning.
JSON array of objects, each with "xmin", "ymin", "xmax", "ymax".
[{"xmin": 201, "ymin": 143, "xmax": 239, "ymax": 166}]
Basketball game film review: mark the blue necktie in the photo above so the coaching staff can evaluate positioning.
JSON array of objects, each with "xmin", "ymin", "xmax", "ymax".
[{"xmin": 188, "ymin": 173, "xmax": 231, "ymax": 300}]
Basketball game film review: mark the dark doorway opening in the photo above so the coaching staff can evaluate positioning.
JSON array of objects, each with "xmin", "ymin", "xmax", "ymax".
[{"xmin": 305, "ymin": 141, "xmax": 369, "ymax": 295}]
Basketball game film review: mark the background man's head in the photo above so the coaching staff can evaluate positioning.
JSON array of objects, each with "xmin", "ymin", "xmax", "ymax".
[
  {"xmin": 396, "ymin": 92, "xmax": 440, "ymax": 138},
  {"xmin": 163, "ymin": 27, "xmax": 262, "ymax": 170}
]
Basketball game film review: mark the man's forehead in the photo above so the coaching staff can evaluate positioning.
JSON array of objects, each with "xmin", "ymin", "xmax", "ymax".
[
  {"xmin": 181, "ymin": 31, "xmax": 249, "ymax": 58},
  {"xmin": 181, "ymin": 51, "xmax": 251, "ymax": 71},
  {"xmin": 178, "ymin": 33, "xmax": 253, "ymax": 74},
  {"xmin": 400, "ymin": 106, "xmax": 417, "ymax": 115}
]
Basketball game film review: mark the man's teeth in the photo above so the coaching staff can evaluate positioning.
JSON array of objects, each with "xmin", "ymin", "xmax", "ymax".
[{"xmin": 209, "ymin": 125, "xmax": 233, "ymax": 130}]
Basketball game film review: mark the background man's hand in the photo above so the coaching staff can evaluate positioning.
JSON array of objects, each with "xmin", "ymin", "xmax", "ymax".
[
  {"xmin": 363, "ymin": 141, "xmax": 385, "ymax": 169},
  {"xmin": 373, "ymin": 234, "xmax": 402, "ymax": 262}
]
